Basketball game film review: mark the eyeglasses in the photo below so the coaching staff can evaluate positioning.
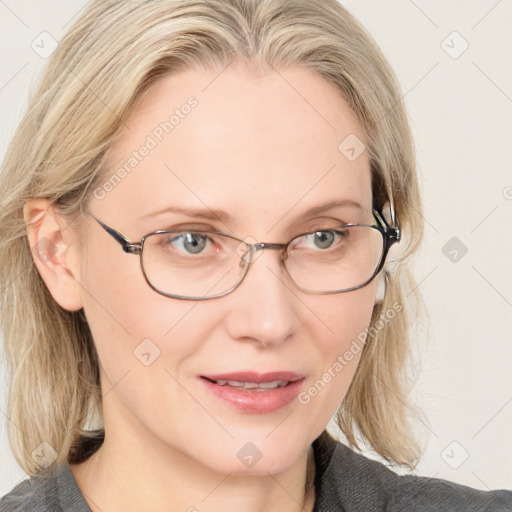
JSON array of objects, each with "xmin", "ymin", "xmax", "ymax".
[{"xmin": 84, "ymin": 208, "xmax": 400, "ymax": 300}]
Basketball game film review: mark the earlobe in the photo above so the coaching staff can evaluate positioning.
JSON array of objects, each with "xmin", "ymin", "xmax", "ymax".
[
  {"xmin": 24, "ymin": 199, "xmax": 84, "ymax": 312},
  {"xmin": 374, "ymin": 272, "xmax": 387, "ymax": 305}
]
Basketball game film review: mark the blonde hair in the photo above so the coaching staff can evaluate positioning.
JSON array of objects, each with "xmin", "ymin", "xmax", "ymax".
[{"xmin": 0, "ymin": 0, "xmax": 424, "ymax": 476}]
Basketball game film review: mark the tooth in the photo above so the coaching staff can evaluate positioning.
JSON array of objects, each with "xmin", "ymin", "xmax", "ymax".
[
  {"xmin": 258, "ymin": 380, "xmax": 285, "ymax": 389},
  {"xmin": 214, "ymin": 379, "xmax": 291, "ymax": 389},
  {"xmin": 258, "ymin": 381, "xmax": 277, "ymax": 389},
  {"xmin": 243, "ymin": 382, "xmax": 259, "ymax": 389},
  {"xmin": 226, "ymin": 380, "xmax": 245, "ymax": 387}
]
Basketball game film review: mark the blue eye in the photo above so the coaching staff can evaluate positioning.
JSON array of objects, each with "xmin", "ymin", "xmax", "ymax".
[
  {"xmin": 295, "ymin": 230, "xmax": 346, "ymax": 250},
  {"xmin": 310, "ymin": 231, "xmax": 335, "ymax": 249},
  {"xmin": 168, "ymin": 232, "xmax": 210, "ymax": 254}
]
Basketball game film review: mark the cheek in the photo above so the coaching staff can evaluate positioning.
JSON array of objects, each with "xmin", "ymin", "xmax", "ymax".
[
  {"xmin": 79, "ymin": 243, "xmax": 209, "ymax": 385},
  {"xmin": 315, "ymin": 280, "xmax": 376, "ymax": 355},
  {"xmin": 79, "ymin": 249, "xmax": 221, "ymax": 439},
  {"xmin": 299, "ymin": 282, "xmax": 376, "ymax": 410}
]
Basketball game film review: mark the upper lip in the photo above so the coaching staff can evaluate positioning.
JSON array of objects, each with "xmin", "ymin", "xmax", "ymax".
[{"xmin": 200, "ymin": 371, "xmax": 305, "ymax": 383}]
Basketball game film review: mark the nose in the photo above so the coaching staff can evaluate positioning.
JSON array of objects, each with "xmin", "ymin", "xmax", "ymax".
[{"xmin": 223, "ymin": 246, "xmax": 299, "ymax": 347}]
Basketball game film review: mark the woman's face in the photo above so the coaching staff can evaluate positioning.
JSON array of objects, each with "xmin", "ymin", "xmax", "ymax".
[{"xmin": 75, "ymin": 63, "xmax": 377, "ymax": 475}]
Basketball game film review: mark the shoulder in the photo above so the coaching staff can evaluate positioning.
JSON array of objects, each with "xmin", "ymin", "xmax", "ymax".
[
  {"xmin": 0, "ymin": 463, "xmax": 90, "ymax": 512},
  {"xmin": 313, "ymin": 431, "xmax": 512, "ymax": 512},
  {"xmin": 393, "ymin": 473, "xmax": 512, "ymax": 511},
  {"xmin": 0, "ymin": 470, "xmax": 59, "ymax": 512}
]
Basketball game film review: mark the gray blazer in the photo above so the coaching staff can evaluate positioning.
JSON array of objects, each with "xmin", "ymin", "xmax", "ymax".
[
  {"xmin": 1, "ymin": 430, "xmax": 511, "ymax": 511},
  {"xmin": 312, "ymin": 431, "xmax": 512, "ymax": 511}
]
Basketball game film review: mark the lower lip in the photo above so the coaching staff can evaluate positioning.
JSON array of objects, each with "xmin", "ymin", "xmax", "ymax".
[{"xmin": 199, "ymin": 377, "xmax": 305, "ymax": 414}]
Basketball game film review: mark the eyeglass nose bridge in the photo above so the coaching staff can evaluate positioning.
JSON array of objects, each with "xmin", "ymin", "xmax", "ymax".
[{"xmin": 241, "ymin": 241, "xmax": 288, "ymax": 264}]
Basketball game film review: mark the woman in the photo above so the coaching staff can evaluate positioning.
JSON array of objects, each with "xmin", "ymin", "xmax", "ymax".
[{"xmin": 0, "ymin": 0, "xmax": 510, "ymax": 510}]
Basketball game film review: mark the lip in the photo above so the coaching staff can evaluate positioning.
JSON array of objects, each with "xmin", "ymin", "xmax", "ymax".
[{"xmin": 199, "ymin": 371, "xmax": 305, "ymax": 414}]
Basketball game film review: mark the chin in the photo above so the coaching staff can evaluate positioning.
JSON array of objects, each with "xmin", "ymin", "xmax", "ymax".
[{"xmin": 198, "ymin": 429, "xmax": 311, "ymax": 476}]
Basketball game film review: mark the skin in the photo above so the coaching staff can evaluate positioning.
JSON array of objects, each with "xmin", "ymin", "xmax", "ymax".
[{"xmin": 25, "ymin": 62, "xmax": 380, "ymax": 512}]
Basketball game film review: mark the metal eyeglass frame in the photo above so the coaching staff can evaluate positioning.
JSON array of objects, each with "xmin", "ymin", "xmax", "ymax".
[{"xmin": 84, "ymin": 207, "xmax": 400, "ymax": 300}]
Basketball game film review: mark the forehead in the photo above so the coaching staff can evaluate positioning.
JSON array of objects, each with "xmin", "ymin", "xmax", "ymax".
[{"xmin": 97, "ymin": 63, "xmax": 372, "ymax": 231}]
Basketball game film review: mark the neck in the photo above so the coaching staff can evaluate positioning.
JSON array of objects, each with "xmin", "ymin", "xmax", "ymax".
[{"xmin": 70, "ymin": 427, "xmax": 316, "ymax": 512}]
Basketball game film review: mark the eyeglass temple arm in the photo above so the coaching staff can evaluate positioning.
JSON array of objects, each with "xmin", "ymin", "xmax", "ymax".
[
  {"xmin": 86, "ymin": 210, "xmax": 142, "ymax": 254},
  {"xmin": 373, "ymin": 209, "xmax": 400, "ymax": 244}
]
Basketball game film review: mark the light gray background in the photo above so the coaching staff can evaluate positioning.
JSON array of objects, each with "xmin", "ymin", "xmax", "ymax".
[{"xmin": 1, "ymin": 0, "xmax": 511, "ymax": 496}]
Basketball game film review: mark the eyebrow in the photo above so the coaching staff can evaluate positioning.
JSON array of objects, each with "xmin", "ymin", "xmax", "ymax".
[{"xmin": 142, "ymin": 199, "xmax": 366, "ymax": 223}]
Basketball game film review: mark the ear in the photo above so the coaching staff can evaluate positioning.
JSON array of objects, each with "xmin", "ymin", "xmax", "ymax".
[
  {"xmin": 374, "ymin": 271, "xmax": 387, "ymax": 306},
  {"xmin": 23, "ymin": 198, "xmax": 84, "ymax": 311}
]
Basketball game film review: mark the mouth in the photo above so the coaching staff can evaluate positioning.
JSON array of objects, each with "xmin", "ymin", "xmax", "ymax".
[{"xmin": 198, "ymin": 371, "xmax": 306, "ymax": 414}]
